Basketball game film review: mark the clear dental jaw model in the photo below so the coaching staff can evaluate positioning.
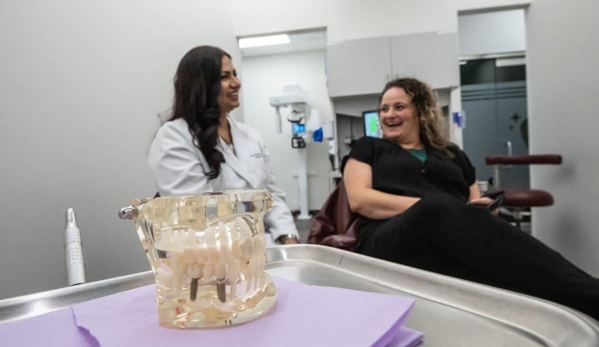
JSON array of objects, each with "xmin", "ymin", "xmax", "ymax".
[
  {"xmin": 155, "ymin": 219, "xmax": 268, "ymax": 310},
  {"xmin": 119, "ymin": 190, "xmax": 276, "ymax": 328}
]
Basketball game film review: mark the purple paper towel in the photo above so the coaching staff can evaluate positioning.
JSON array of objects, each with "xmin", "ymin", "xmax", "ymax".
[
  {"xmin": 0, "ymin": 307, "xmax": 99, "ymax": 347},
  {"xmin": 0, "ymin": 277, "xmax": 423, "ymax": 347},
  {"xmin": 70, "ymin": 277, "xmax": 418, "ymax": 347}
]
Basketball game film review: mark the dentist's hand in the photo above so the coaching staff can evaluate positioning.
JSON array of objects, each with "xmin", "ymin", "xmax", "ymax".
[{"xmin": 284, "ymin": 238, "xmax": 299, "ymax": 245}]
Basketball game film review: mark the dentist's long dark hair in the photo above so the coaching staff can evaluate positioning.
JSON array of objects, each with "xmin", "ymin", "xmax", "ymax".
[{"xmin": 168, "ymin": 46, "xmax": 230, "ymax": 179}]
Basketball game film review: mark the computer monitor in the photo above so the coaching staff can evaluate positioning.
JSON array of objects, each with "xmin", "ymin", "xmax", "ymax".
[{"xmin": 363, "ymin": 110, "xmax": 382, "ymax": 138}]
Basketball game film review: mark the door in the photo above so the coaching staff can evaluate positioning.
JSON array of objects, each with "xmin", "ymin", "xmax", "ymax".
[{"xmin": 461, "ymin": 58, "xmax": 529, "ymax": 190}]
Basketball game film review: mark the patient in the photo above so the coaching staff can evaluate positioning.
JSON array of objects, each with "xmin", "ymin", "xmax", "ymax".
[
  {"xmin": 148, "ymin": 46, "xmax": 299, "ymax": 245},
  {"xmin": 344, "ymin": 77, "xmax": 599, "ymax": 319}
]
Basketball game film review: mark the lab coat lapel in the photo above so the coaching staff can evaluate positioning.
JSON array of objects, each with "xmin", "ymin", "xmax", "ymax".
[{"xmin": 223, "ymin": 116, "xmax": 255, "ymax": 188}]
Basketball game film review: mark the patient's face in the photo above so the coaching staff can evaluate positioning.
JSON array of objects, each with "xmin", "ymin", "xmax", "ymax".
[{"xmin": 379, "ymin": 87, "xmax": 420, "ymax": 146}]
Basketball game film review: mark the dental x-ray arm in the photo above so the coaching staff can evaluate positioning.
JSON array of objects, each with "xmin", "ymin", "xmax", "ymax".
[{"xmin": 269, "ymin": 84, "xmax": 317, "ymax": 134}]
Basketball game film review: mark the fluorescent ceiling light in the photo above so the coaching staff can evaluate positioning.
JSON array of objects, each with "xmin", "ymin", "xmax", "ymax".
[
  {"xmin": 459, "ymin": 60, "xmax": 468, "ymax": 65},
  {"xmin": 239, "ymin": 35, "xmax": 290, "ymax": 49}
]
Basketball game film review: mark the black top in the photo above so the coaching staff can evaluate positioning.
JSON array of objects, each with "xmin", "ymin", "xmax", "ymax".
[{"xmin": 348, "ymin": 136, "xmax": 476, "ymax": 203}]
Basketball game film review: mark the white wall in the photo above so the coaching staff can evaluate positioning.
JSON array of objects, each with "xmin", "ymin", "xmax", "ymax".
[
  {"xmin": 0, "ymin": 0, "xmax": 241, "ymax": 299},
  {"xmin": 241, "ymin": 50, "xmax": 333, "ymax": 210},
  {"xmin": 526, "ymin": 0, "xmax": 599, "ymax": 276},
  {"xmin": 231, "ymin": 0, "xmax": 456, "ymax": 42},
  {"xmin": 230, "ymin": 0, "xmax": 531, "ymax": 42},
  {"xmin": 459, "ymin": 9, "xmax": 526, "ymax": 56}
]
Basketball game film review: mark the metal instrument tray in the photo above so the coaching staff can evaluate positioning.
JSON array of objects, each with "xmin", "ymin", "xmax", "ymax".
[{"xmin": 1, "ymin": 245, "xmax": 598, "ymax": 346}]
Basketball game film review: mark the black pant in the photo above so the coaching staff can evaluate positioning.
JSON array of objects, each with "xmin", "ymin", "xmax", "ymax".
[{"xmin": 356, "ymin": 195, "xmax": 599, "ymax": 320}]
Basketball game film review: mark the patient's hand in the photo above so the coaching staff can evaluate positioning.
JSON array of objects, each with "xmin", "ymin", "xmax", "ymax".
[{"xmin": 469, "ymin": 197, "xmax": 500, "ymax": 216}]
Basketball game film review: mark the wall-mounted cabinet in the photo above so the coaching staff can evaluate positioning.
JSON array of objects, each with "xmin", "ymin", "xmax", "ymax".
[
  {"xmin": 326, "ymin": 37, "xmax": 392, "ymax": 97},
  {"xmin": 327, "ymin": 32, "xmax": 459, "ymax": 97}
]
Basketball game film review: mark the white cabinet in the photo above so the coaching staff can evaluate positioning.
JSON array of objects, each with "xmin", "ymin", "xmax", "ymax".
[
  {"xmin": 391, "ymin": 32, "xmax": 460, "ymax": 90},
  {"xmin": 327, "ymin": 32, "xmax": 459, "ymax": 97},
  {"xmin": 326, "ymin": 37, "xmax": 391, "ymax": 98}
]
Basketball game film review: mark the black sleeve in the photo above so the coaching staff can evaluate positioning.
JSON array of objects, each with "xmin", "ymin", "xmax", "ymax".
[
  {"xmin": 451, "ymin": 146, "xmax": 477, "ymax": 186},
  {"xmin": 347, "ymin": 136, "xmax": 375, "ymax": 168}
]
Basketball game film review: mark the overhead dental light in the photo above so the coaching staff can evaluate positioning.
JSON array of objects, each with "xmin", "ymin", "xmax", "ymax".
[{"xmin": 238, "ymin": 34, "xmax": 290, "ymax": 49}]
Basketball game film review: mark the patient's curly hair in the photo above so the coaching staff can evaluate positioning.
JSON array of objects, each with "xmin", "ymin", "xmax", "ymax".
[{"xmin": 378, "ymin": 78, "xmax": 453, "ymax": 157}]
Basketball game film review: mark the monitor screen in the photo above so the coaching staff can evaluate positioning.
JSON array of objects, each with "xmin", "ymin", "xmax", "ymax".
[{"xmin": 363, "ymin": 110, "xmax": 382, "ymax": 138}]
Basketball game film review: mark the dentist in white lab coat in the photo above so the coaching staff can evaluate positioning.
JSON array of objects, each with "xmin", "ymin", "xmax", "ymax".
[{"xmin": 148, "ymin": 46, "xmax": 299, "ymax": 245}]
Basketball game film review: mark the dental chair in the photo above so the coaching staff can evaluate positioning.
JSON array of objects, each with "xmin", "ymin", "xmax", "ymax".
[
  {"xmin": 485, "ymin": 154, "xmax": 562, "ymax": 232},
  {"xmin": 308, "ymin": 180, "xmax": 359, "ymax": 251}
]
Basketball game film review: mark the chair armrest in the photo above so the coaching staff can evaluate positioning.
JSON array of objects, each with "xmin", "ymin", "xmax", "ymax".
[{"xmin": 485, "ymin": 155, "xmax": 562, "ymax": 165}]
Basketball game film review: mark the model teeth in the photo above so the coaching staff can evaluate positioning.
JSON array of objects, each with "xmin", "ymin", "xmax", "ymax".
[
  {"xmin": 219, "ymin": 243, "xmax": 233, "ymax": 265},
  {"xmin": 240, "ymin": 236, "xmax": 254, "ymax": 259},
  {"xmin": 202, "ymin": 263, "xmax": 214, "ymax": 279},
  {"xmin": 196, "ymin": 247, "xmax": 208, "ymax": 263},
  {"xmin": 206, "ymin": 246, "xmax": 219, "ymax": 263},
  {"xmin": 245, "ymin": 257, "xmax": 257, "ymax": 292},
  {"xmin": 227, "ymin": 260, "xmax": 241, "ymax": 297},
  {"xmin": 215, "ymin": 263, "xmax": 227, "ymax": 280},
  {"xmin": 170, "ymin": 249, "xmax": 184, "ymax": 264},
  {"xmin": 235, "ymin": 217, "xmax": 252, "ymax": 238},
  {"xmin": 183, "ymin": 248, "xmax": 196, "ymax": 264},
  {"xmin": 156, "ymin": 267, "xmax": 173, "ymax": 288},
  {"xmin": 156, "ymin": 219, "xmax": 267, "ymax": 302},
  {"xmin": 188, "ymin": 264, "xmax": 203, "ymax": 279},
  {"xmin": 205, "ymin": 225, "xmax": 216, "ymax": 247},
  {"xmin": 254, "ymin": 235, "xmax": 265, "ymax": 255},
  {"xmin": 231, "ymin": 239, "xmax": 242, "ymax": 258},
  {"xmin": 183, "ymin": 229, "xmax": 197, "ymax": 247}
]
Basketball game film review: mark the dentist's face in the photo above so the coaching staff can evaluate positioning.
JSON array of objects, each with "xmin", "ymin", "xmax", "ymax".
[
  {"xmin": 379, "ymin": 87, "xmax": 420, "ymax": 145},
  {"xmin": 217, "ymin": 55, "xmax": 241, "ymax": 114}
]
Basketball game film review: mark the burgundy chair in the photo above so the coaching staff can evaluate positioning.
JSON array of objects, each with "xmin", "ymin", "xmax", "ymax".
[
  {"xmin": 485, "ymin": 154, "xmax": 562, "ymax": 231},
  {"xmin": 308, "ymin": 181, "xmax": 360, "ymax": 251}
]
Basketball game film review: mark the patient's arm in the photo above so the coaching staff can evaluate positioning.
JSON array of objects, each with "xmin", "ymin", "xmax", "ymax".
[
  {"xmin": 343, "ymin": 158, "xmax": 420, "ymax": 220},
  {"xmin": 468, "ymin": 182, "xmax": 483, "ymax": 202}
]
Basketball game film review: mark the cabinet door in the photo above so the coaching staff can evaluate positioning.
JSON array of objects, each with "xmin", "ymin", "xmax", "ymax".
[
  {"xmin": 327, "ymin": 37, "xmax": 391, "ymax": 97},
  {"xmin": 391, "ymin": 32, "xmax": 459, "ymax": 89}
]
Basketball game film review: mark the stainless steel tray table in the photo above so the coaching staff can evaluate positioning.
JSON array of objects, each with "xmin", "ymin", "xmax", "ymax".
[{"xmin": 1, "ymin": 245, "xmax": 598, "ymax": 346}]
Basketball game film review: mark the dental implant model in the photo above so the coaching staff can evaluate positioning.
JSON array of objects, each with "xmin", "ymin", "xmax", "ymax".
[{"xmin": 120, "ymin": 190, "xmax": 276, "ymax": 328}]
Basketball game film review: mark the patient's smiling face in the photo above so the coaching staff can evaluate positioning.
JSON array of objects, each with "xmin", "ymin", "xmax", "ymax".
[{"xmin": 379, "ymin": 87, "xmax": 421, "ymax": 147}]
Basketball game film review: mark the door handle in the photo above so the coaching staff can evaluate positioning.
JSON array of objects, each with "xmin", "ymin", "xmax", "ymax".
[{"xmin": 506, "ymin": 141, "xmax": 513, "ymax": 169}]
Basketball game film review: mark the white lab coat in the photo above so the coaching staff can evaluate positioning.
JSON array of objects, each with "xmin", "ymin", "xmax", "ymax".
[{"xmin": 148, "ymin": 116, "xmax": 299, "ymax": 244}]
